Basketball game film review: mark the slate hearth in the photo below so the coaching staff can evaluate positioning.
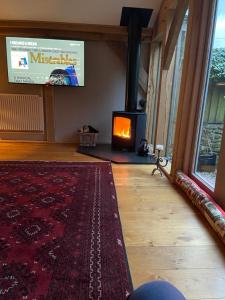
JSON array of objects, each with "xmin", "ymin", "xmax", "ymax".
[{"xmin": 78, "ymin": 144, "xmax": 156, "ymax": 164}]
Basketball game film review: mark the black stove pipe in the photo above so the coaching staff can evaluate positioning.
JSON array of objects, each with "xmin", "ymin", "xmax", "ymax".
[
  {"xmin": 120, "ymin": 7, "xmax": 153, "ymax": 112},
  {"xmin": 126, "ymin": 12, "xmax": 142, "ymax": 112}
]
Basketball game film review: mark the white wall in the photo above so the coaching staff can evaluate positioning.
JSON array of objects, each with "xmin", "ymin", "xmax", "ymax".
[
  {"xmin": 0, "ymin": 37, "xmax": 148, "ymax": 143},
  {"xmin": 54, "ymin": 41, "xmax": 126, "ymax": 143}
]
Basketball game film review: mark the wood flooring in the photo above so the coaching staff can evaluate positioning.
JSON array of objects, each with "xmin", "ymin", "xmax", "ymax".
[{"xmin": 0, "ymin": 142, "xmax": 224, "ymax": 300}]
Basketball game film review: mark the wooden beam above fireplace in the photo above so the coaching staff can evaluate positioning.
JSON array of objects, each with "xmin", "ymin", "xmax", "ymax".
[{"xmin": 0, "ymin": 20, "xmax": 153, "ymax": 43}]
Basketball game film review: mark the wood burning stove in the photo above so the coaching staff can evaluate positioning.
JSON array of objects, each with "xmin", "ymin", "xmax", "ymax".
[
  {"xmin": 111, "ymin": 7, "xmax": 152, "ymax": 152},
  {"xmin": 112, "ymin": 111, "xmax": 146, "ymax": 151},
  {"xmin": 79, "ymin": 7, "xmax": 155, "ymax": 163}
]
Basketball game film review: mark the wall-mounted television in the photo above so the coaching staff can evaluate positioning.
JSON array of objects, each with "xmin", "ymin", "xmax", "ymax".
[{"xmin": 6, "ymin": 37, "xmax": 84, "ymax": 86}]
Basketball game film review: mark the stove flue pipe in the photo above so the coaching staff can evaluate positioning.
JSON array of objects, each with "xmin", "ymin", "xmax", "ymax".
[
  {"xmin": 120, "ymin": 7, "xmax": 153, "ymax": 112},
  {"xmin": 126, "ymin": 11, "xmax": 142, "ymax": 112}
]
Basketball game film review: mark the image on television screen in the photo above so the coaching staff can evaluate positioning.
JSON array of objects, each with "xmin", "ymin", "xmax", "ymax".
[{"xmin": 6, "ymin": 37, "xmax": 84, "ymax": 86}]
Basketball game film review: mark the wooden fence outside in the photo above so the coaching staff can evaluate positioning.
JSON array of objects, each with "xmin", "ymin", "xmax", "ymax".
[{"xmin": 204, "ymin": 83, "xmax": 225, "ymax": 124}]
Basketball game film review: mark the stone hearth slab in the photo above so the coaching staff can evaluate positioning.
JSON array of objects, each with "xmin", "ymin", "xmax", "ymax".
[{"xmin": 78, "ymin": 144, "xmax": 156, "ymax": 164}]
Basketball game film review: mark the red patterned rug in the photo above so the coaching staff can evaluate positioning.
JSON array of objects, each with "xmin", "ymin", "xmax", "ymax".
[{"xmin": 0, "ymin": 161, "xmax": 132, "ymax": 299}]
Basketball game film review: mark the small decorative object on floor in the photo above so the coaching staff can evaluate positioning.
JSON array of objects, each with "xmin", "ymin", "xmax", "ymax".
[
  {"xmin": 137, "ymin": 138, "xmax": 149, "ymax": 156},
  {"xmin": 78, "ymin": 125, "xmax": 99, "ymax": 147},
  {"xmin": 152, "ymin": 144, "xmax": 168, "ymax": 176}
]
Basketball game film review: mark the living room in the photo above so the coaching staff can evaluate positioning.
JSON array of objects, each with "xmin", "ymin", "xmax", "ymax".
[{"xmin": 0, "ymin": 0, "xmax": 224, "ymax": 299}]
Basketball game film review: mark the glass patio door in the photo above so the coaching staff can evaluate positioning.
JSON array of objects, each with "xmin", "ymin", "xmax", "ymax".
[{"xmin": 194, "ymin": 0, "xmax": 225, "ymax": 196}]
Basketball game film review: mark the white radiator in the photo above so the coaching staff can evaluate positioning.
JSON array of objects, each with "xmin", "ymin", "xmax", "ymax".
[{"xmin": 0, "ymin": 94, "xmax": 44, "ymax": 131}]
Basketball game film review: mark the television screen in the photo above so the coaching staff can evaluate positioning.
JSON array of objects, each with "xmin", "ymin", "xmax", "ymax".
[{"xmin": 6, "ymin": 37, "xmax": 84, "ymax": 86}]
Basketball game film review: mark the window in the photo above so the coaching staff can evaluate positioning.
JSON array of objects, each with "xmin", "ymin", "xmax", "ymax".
[
  {"xmin": 165, "ymin": 13, "xmax": 189, "ymax": 159},
  {"xmin": 146, "ymin": 43, "xmax": 162, "ymax": 145},
  {"xmin": 155, "ymin": 11, "xmax": 189, "ymax": 174},
  {"xmin": 194, "ymin": 0, "xmax": 225, "ymax": 189}
]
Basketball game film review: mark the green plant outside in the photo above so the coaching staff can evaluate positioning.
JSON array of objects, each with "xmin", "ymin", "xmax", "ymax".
[{"xmin": 210, "ymin": 48, "xmax": 225, "ymax": 82}]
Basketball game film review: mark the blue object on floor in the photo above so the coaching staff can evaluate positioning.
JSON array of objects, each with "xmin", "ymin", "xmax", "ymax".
[{"xmin": 128, "ymin": 281, "xmax": 186, "ymax": 300}]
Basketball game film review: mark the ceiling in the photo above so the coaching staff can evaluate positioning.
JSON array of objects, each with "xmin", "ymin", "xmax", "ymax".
[{"xmin": 0, "ymin": 0, "xmax": 163, "ymax": 27}]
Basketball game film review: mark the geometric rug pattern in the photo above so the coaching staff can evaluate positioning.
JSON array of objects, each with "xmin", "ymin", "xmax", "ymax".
[{"xmin": 0, "ymin": 161, "xmax": 132, "ymax": 299}]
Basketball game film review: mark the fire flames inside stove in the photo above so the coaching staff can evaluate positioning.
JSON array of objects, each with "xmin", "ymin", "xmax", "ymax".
[{"xmin": 113, "ymin": 117, "xmax": 131, "ymax": 139}]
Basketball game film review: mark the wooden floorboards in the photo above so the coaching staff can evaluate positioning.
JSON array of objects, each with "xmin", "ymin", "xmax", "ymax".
[
  {"xmin": 0, "ymin": 142, "xmax": 225, "ymax": 300},
  {"xmin": 113, "ymin": 165, "xmax": 225, "ymax": 300}
]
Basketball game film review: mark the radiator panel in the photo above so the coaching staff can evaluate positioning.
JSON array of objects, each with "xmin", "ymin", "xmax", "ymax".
[{"xmin": 0, "ymin": 94, "xmax": 44, "ymax": 131}]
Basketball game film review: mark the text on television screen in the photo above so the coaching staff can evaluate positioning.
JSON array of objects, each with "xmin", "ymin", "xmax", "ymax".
[{"xmin": 6, "ymin": 37, "xmax": 84, "ymax": 86}]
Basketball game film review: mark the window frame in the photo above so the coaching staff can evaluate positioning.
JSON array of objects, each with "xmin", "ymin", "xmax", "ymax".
[
  {"xmin": 190, "ymin": 0, "xmax": 225, "ymax": 201},
  {"xmin": 170, "ymin": 0, "xmax": 217, "ymax": 181}
]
